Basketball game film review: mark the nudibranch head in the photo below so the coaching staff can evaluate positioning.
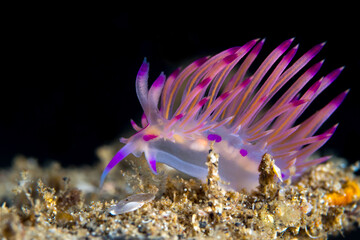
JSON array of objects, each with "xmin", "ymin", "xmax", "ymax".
[{"xmin": 100, "ymin": 39, "xmax": 347, "ymax": 191}]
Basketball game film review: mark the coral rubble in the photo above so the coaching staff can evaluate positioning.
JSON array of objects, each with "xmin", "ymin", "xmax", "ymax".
[{"xmin": 0, "ymin": 145, "xmax": 359, "ymax": 239}]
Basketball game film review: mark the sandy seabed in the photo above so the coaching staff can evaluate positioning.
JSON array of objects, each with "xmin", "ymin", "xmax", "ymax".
[{"xmin": 1, "ymin": 143, "xmax": 360, "ymax": 239}]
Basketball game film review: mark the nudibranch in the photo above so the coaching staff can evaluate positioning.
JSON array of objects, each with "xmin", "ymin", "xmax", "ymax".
[{"xmin": 100, "ymin": 39, "xmax": 348, "ymax": 191}]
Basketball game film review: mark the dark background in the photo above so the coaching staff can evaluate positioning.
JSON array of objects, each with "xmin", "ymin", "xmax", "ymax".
[{"xmin": 1, "ymin": 8, "xmax": 359, "ymax": 169}]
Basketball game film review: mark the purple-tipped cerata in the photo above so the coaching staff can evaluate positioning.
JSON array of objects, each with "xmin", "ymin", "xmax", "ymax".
[{"xmin": 100, "ymin": 39, "xmax": 348, "ymax": 191}]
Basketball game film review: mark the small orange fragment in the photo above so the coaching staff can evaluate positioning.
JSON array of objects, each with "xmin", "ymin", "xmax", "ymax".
[{"xmin": 325, "ymin": 180, "xmax": 360, "ymax": 206}]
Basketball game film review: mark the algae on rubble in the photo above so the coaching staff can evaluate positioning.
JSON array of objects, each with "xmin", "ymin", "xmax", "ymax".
[{"xmin": 0, "ymin": 143, "xmax": 360, "ymax": 239}]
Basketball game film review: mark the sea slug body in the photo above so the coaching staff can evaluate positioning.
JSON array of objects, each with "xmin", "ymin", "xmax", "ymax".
[{"xmin": 101, "ymin": 39, "xmax": 348, "ymax": 191}]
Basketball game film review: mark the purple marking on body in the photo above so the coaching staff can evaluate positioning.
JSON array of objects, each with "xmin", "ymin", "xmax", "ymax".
[
  {"xmin": 227, "ymin": 46, "xmax": 241, "ymax": 54},
  {"xmin": 143, "ymin": 134, "xmax": 158, "ymax": 141},
  {"xmin": 107, "ymin": 151, "xmax": 125, "ymax": 169},
  {"xmin": 138, "ymin": 58, "xmax": 149, "ymax": 77},
  {"xmin": 308, "ymin": 60, "xmax": 324, "ymax": 75},
  {"xmin": 100, "ymin": 142, "xmax": 134, "ymax": 188},
  {"xmin": 328, "ymin": 67, "xmax": 344, "ymax": 82},
  {"xmin": 198, "ymin": 77, "xmax": 211, "ymax": 88},
  {"xmin": 152, "ymin": 73, "xmax": 165, "ymax": 88},
  {"xmin": 279, "ymin": 38, "xmax": 294, "ymax": 51},
  {"xmin": 223, "ymin": 54, "xmax": 238, "ymax": 64},
  {"xmin": 149, "ymin": 158, "xmax": 157, "ymax": 174},
  {"xmin": 306, "ymin": 42, "xmax": 326, "ymax": 58},
  {"xmin": 194, "ymin": 56, "xmax": 208, "ymax": 67},
  {"xmin": 174, "ymin": 113, "xmax": 184, "ymax": 120},
  {"xmin": 207, "ymin": 134, "xmax": 222, "ymax": 142},
  {"xmin": 239, "ymin": 149, "xmax": 248, "ymax": 157},
  {"xmin": 240, "ymin": 77, "xmax": 251, "ymax": 87},
  {"xmin": 332, "ymin": 90, "xmax": 349, "ymax": 107},
  {"xmin": 169, "ymin": 68, "xmax": 180, "ymax": 79},
  {"xmin": 220, "ymin": 92, "xmax": 230, "ymax": 100},
  {"xmin": 308, "ymin": 80, "xmax": 321, "ymax": 94},
  {"xmin": 291, "ymin": 99, "xmax": 306, "ymax": 107},
  {"xmin": 198, "ymin": 98, "xmax": 209, "ymax": 106}
]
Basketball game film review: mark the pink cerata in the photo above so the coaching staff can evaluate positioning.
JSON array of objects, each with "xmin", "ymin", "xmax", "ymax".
[{"xmin": 100, "ymin": 38, "xmax": 348, "ymax": 191}]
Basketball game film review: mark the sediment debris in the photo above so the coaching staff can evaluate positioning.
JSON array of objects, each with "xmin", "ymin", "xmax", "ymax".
[{"xmin": 1, "ymin": 149, "xmax": 359, "ymax": 239}]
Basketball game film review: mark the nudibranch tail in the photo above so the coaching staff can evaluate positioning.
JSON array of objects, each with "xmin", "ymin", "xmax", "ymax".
[{"xmin": 100, "ymin": 38, "xmax": 347, "ymax": 191}]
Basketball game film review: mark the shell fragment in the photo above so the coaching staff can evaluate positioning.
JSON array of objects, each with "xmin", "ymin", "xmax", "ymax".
[{"xmin": 108, "ymin": 193, "xmax": 155, "ymax": 215}]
